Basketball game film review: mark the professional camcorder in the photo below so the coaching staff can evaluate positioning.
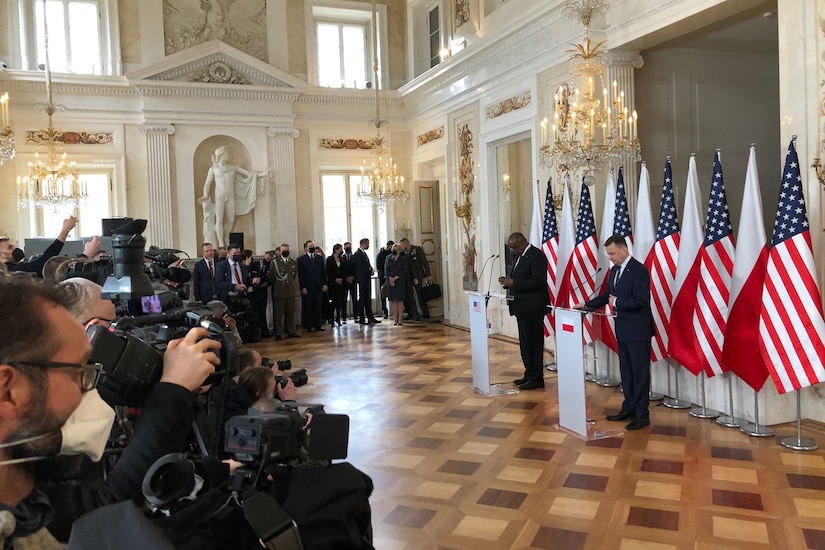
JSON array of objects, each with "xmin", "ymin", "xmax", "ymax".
[{"xmin": 89, "ymin": 219, "xmax": 238, "ymax": 407}]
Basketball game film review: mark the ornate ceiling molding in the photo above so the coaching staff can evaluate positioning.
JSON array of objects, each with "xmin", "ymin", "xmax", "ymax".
[
  {"xmin": 318, "ymin": 138, "xmax": 379, "ymax": 150},
  {"xmin": 486, "ymin": 91, "xmax": 531, "ymax": 119},
  {"xmin": 146, "ymin": 53, "xmax": 288, "ymax": 87},
  {"xmin": 26, "ymin": 129, "xmax": 115, "ymax": 145},
  {"xmin": 267, "ymin": 127, "xmax": 300, "ymax": 138},
  {"xmin": 417, "ymin": 126, "xmax": 445, "ymax": 147},
  {"xmin": 139, "ymin": 124, "xmax": 176, "ymax": 135},
  {"xmin": 131, "ymin": 83, "xmax": 302, "ymax": 102}
]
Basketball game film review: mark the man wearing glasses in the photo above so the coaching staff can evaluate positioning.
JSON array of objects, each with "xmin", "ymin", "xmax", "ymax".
[{"xmin": 0, "ymin": 274, "xmax": 219, "ymax": 546}]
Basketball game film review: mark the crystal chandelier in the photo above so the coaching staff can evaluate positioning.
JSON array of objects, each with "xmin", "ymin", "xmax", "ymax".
[
  {"xmin": 0, "ymin": 92, "xmax": 14, "ymax": 165},
  {"xmin": 356, "ymin": 0, "xmax": 408, "ymax": 212},
  {"xmin": 539, "ymin": 0, "xmax": 640, "ymax": 185},
  {"xmin": 17, "ymin": 1, "xmax": 86, "ymax": 213}
]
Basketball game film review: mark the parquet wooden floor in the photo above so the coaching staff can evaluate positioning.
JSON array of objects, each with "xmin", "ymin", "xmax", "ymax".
[{"xmin": 252, "ymin": 320, "xmax": 825, "ymax": 549}]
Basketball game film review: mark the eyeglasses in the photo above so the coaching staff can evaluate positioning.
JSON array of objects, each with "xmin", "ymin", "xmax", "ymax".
[{"xmin": 11, "ymin": 360, "xmax": 104, "ymax": 391}]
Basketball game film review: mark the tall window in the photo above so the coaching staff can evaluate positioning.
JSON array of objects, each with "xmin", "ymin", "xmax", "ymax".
[
  {"xmin": 33, "ymin": 0, "xmax": 102, "ymax": 74},
  {"xmin": 321, "ymin": 173, "xmax": 386, "ymax": 252},
  {"xmin": 41, "ymin": 171, "xmax": 111, "ymax": 237},
  {"xmin": 428, "ymin": 5, "xmax": 440, "ymax": 69},
  {"xmin": 316, "ymin": 21, "xmax": 368, "ymax": 88}
]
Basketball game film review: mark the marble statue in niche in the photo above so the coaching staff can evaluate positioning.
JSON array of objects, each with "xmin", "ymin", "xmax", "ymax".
[
  {"xmin": 198, "ymin": 145, "xmax": 268, "ymax": 247},
  {"xmin": 163, "ymin": 0, "xmax": 268, "ymax": 61}
]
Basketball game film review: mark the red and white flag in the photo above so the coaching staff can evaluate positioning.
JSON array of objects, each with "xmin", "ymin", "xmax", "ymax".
[
  {"xmin": 759, "ymin": 139, "xmax": 825, "ymax": 393},
  {"xmin": 634, "ymin": 163, "xmax": 655, "ymax": 265},
  {"xmin": 722, "ymin": 145, "xmax": 769, "ymax": 391},
  {"xmin": 645, "ymin": 159, "xmax": 680, "ymax": 361},
  {"xmin": 692, "ymin": 152, "xmax": 735, "ymax": 377},
  {"xmin": 555, "ymin": 176, "xmax": 575, "ymax": 305},
  {"xmin": 667, "ymin": 155, "xmax": 705, "ymax": 375}
]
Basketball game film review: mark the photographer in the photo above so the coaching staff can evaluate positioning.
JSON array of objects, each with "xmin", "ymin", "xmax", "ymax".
[
  {"xmin": 0, "ymin": 274, "xmax": 220, "ymax": 546},
  {"xmin": 219, "ymin": 367, "xmax": 297, "ymax": 456},
  {"xmin": 0, "ymin": 217, "xmax": 101, "ymax": 277}
]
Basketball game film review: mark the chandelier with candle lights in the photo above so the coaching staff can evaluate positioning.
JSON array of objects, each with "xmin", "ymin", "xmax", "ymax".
[
  {"xmin": 539, "ymin": 0, "xmax": 640, "ymax": 186},
  {"xmin": 17, "ymin": 1, "xmax": 87, "ymax": 212},
  {"xmin": 356, "ymin": 0, "xmax": 408, "ymax": 212},
  {"xmin": 0, "ymin": 91, "xmax": 13, "ymax": 165}
]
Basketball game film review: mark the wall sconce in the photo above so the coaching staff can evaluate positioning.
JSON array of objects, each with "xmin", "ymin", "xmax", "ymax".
[
  {"xmin": 450, "ymin": 38, "xmax": 467, "ymax": 53},
  {"xmin": 439, "ymin": 48, "xmax": 451, "ymax": 61},
  {"xmin": 501, "ymin": 174, "xmax": 510, "ymax": 201},
  {"xmin": 813, "ymin": 156, "xmax": 825, "ymax": 191}
]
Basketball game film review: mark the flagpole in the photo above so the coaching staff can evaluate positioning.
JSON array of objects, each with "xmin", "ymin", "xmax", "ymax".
[
  {"xmin": 689, "ymin": 371, "xmax": 719, "ymax": 418},
  {"xmin": 662, "ymin": 359, "xmax": 691, "ymax": 408},
  {"xmin": 740, "ymin": 389, "xmax": 774, "ymax": 437},
  {"xmin": 780, "ymin": 390, "xmax": 818, "ymax": 451},
  {"xmin": 716, "ymin": 372, "xmax": 745, "ymax": 427}
]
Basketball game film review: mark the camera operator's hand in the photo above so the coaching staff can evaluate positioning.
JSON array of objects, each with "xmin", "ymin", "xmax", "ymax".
[
  {"xmin": 58, "ymin": 215, "xmax": 78, "ymax": 242},
  {"xmin": 82, "ymin": 235, "xmax": 101, "ymax": 258},
  {"xmin": 161, "ymin": 327, "xmax": 221, "ymax": 391},
  {"xmin": 222, "ymin": 313, "xmax": 236, "ymax": 331},
  {"xmin": 277, "ymin": 378, "xmax": 297, "ymax": 401}
]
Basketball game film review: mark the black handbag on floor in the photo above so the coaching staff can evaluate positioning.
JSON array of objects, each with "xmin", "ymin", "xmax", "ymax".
[{"xmin": 421, "ymin": 282, "xmax": 441, "ymax": 301}]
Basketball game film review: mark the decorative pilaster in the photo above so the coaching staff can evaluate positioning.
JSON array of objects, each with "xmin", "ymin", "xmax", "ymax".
[
  {"xmin": 267, "ymin": 127, "xmax": 300, "ymax": 248},
  {"xmin": 139, "ymin": 124, "xmax": 176, "ymax": 247},
  {"xmin": 606, "ymin": 51, "xmax": 644, "ymax": 217}
]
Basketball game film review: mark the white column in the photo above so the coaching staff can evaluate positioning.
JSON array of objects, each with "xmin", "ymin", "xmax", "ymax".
[
  {"xmin": 140, "ymin": 124, "xmax": 175, "ymax": 248},
  {"xmin": 267, "ymin": 127, "xmax": 300, "ymax": 249},
  {"xmin": 606, "ymin": 51, "xmax": 644, "ymax": 218}
]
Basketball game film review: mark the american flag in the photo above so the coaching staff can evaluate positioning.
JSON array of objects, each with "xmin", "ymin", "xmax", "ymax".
[
  {"xmin": 556, "ymin": 182, "xmax": 599, "ymax": 342},
  {"xmin": 600, "ymin": 167, "xmax": 633, "ymax": 352},
  {"xmin": 693, "ymin": 152, "xmax": 734, "ymax": 377},
  {"xmin": 758, "ymin": 139, "xmax": 825, "ymax": 394},
  {"xmin": 645, "ymin": 159, "xmax": 680, "ymax": 362},
  {"xmin": 541, "ymin": 178, "xmax": 559, "ymax": 336}
]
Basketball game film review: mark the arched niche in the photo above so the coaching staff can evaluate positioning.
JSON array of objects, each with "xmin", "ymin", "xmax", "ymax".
[{"xmin": 193, "ymin": 135, "xmax": 257, "ymax": 250}]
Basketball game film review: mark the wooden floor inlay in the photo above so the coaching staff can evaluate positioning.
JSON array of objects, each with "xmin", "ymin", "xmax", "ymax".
[{"xmin": 250, "ymin": 321, "xmax": 825, "ymax": 548}]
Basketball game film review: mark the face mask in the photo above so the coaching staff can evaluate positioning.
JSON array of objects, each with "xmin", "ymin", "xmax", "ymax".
[
  {"xmin": 308, "ymin": 247, "xmax": 316, "ymax": 254},
  {"xmin": 59, "ymin": 390, "xmax": 115, "ymax": 461},
  {"xmin": 11, "ymin": 248, "xmax": 25, "ymax": 263},
  {"xmin": 281, "ymin": 250, "xmax": 290, "ymax": 258},
  {"xmin": 231, "ymin": 253, "xmax": 241, "ymax": 262},
  {"xmin": 344, "ymin": 247, "xmax": 352, "ymax": 254},
  {"xmin": 0, "ymin": 390, "xmax": 115, "ymax": 466}
]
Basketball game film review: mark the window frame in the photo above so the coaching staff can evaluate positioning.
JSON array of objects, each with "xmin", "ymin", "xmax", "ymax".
[
  {"xmin": 37, "ymin": 165, "xmax": 115, "ymax": 238},
  {"xmin": 320, "ymin": 170, "xmax": 387, "ymax": 253},
  {"xmin": 315, "ymin": 18, "xmax": 370, "ymax": 89},
  {"xmin": 14, "ymin": 0, "xmax": 121, "ymax": 75},
  {"xmin": 305, "ymin": 0, "xmax": 388, "ymax": 90}
]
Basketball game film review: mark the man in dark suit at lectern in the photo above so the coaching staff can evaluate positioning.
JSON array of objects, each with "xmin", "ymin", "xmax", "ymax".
[
  {"xmin": 577, "ymin": 234, "xmax": 654, "ymax": 430},
  {"xmin": 499, "ymin": 232, "xmax": 549, "ymax": 391}
]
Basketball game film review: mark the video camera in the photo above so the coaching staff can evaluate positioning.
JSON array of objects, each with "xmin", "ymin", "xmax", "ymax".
[
  {"xmin": 225, "ymin": 404, "xmax": 349, "ymax": 465},
  {"xmin": 89, "ymin": 219, "xmax": 238, "ymax": 407}
]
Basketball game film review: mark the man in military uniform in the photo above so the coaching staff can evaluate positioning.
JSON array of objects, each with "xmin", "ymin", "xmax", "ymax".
[{"xmin": 268, "ymin": 244, "xmax": 301, "ymax": 340}]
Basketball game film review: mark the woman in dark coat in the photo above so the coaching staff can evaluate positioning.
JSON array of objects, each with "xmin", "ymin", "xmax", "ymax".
[
  {"xmin": 384, "ymin": 244, "xmax": 409, "ymax": 325},
  {"xmin": 326, "ymin": 243, "xmax": 347, "ymax": 326}
]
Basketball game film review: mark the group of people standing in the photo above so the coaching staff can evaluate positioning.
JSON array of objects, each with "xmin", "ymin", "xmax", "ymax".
[{"xmin": 191, "ymin": 236, "xmax": 436, "ymax": 340}]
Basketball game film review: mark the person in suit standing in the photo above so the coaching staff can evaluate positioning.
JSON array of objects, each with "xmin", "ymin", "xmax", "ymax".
[
  {"xmin": 268, "ymin": 244, "xmax": 300, "ymax": 340},
  {"xmin": 326, "ymin": 243, "xmax": 347, "ymax": 326},
  {"xmin": 376, "ymin": 240, "xmax": 394, "ymax": 319},
  {"xmin": 354, "ymin": 237, "xmax": 380, "ymax": 324},
  {"xmin": 343, "ymin": 241, "xmax": 357, "ymax": 319},
  {"xmin": 400, "ymin": 238, "xmax": 432, "ymax": 320},
  {"xmin": 297, "ymin": 239, "xmax": 328, "ymax": 332},
  {"xmin": 253, "ymin": 251, "xmax": 273, "ymax": 337},
  {"xmin": 498, "ymin": 232, "xmax": 549, "ymax": 391},
  {"xmin": 193, "ymin": 242, "xmax": 217, "ymax": 304},
  {"xmin": 215, "ymin": 243, "xmax": 252, "ymax": 305},
  {"xmin": 577, "ymin": 234, "xmax": 654, "ymax": 430}
]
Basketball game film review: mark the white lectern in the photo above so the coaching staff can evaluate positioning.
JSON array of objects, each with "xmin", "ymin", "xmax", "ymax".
[
  {"xmin": 468, "ymin": 291, "xmax": 517, "ymax": 396},
  {"xmin": 554, "ymin": 307, "xmax": 622, "ymax": 440}
]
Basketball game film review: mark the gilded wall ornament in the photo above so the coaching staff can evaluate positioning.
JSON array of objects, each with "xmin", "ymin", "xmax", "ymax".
[
  {"xmin": 486, "ymin": 91, "xmax": 532, "ymax": 119},
  {"xmin": 417, "ymin": 126, "xmax": 445, "ymax": 147}
]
